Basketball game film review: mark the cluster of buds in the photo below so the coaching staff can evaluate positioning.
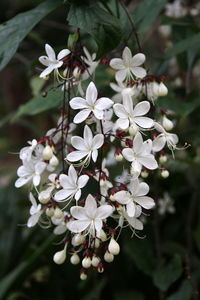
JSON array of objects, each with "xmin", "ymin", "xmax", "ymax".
[{"xmin": 15, "ymin": 42, "xmax": 185, "ymax": 279}]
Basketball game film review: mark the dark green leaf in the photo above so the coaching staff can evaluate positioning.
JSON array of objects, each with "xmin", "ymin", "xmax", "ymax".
[
  {"xmin": 67, "ymin": 3, "xmax": 122, "ymax": 57},
  {"xmin": 165, "ymin": 33, "xmax": 200, "ymax": 59},
  {"xmin": 167, "ymin": 280, "xmax": 192, "ymax": 300},
  {"xmin": 12, "ymin": 90, "xmax": 63, "ymax": 121},
  {"xmin": 0, "ymin": 0, "xmax": 63, "ymax": 70},
  {"xmin": 153, "ymin": 254, "xmax": 183, "ymax": 292}
]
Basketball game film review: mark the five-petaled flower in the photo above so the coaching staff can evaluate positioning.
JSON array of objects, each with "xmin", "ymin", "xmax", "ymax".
[
  {"xmin": 67, "ymin": 194, "xmax": 113, "ymax": 236},
  {"xmin": 69, "ymin": 81, "xmax": 114, "ymax": 123}
]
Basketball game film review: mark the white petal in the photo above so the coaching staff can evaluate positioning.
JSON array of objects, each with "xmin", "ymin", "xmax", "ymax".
[
  {"xmin": 95, "ymin": 98, "xmax": 114, "ymax": 110},
  {"xmin": 132, "ymin": 53, "xmax": 146, "ymax": 67},
  {"xmin": 33, "ymin": 174, "xmax": 40, "ymax": 186},
  {"xmin": 92, "ymin": 134, "xmax": 104, "ymax": 149},
  {"xmin": 17, "ymin": 165, "xmax": 30, "ymax": 177},
  {"xmin": 131, "ymin": 66, "xmax": 146, "ymax": 78},
  {"xmin": 59, "ymin": 174, "xmax": 71, "ymax": 188},
  {"xmin": 45, "ymin": 44, "xmax": 56, "ymax": 60},
  {"xmin": 69, "ymin": 97, "xmax": 88, "ymax": 109},
  {"xmin": 116, "ymin": 69, "xmax": 127, "ymax": 82},
  {"xmin": 40, "ymin": 65, "xmax": 55, "ymax": 78},
  {"xmin": 137, "ymin": 182, "xmax": 149, "ymax": 196},
  {"xmin": 114, "ymin": 190, "xmax": 130, "ymax": 204},
  {"xmin": 67, "ymin": 150, "xmax": 88, "ymax": 162},
  {"xmin": 139, "ymin": 155, "xmax": 158, "ymax": 170},
  {"xmin": 113, "ymin": 103, "xmax": 128, "ymax": 118},
  {"xmin": 152, "ymin": 135, "xmax": 166, "ymax": 152},
  {"xmin": 94, "ymin": 219, "xmax": 103, "ymax": 232},
  {"xmin": 122, "ymin": 148, "xmax": 134, "ymax": 162},
  {"xmin": 92, "ymin": 149, "xmax": 98, "ymax": 162},
  {"xmin": 54, "ymin": 224, "xmax": 67, "ymax": 235},
  {"xmin": 93, "ymin": 108, "xmax": 104, "ymax": 120},
  {"xmin": 96, "ymin": 205, "xmax": 113, "ymax": 219},
  {"xmin": 134, "ymin": 116, "xmax": 154, "ymax": 128},
  {"xmin": 71, "ymin": 136, "xmax": 87, "ymax": 151},
  {"xmin": 70, "ymin": 206, "xmax": 87, "ymax": 220},
  {"xmin": 35, "ymin": 162, "xmax": 46, "ymax": 174},
  {"xmin": 127, "ymin": 201, "xmax": 136, "ymax": 217},
  {"xmin": 85, "ymin": 194, "xmax": 97, "ymax": 218},
  {"xmin": 132, "ymin": 101, "xmax": 150, "ymax": 116},
  {"xmin": 78, "ymin": 175, "xmax": 89, "ymax": 188},
  {"xmin": 29, "ymin": 193, "xmax": 37, "ymax": 207},
  {"xmin": 86, "ymin": 82, "xmax": 97, "ymax": 105},
  {"xmin": 39, "ymin": 56, "xmax": 50, "ymax": 66},
  {"xmin": 133, "ymin": 132, "xmax": 143, "ymax": 154},
  {"xmin": 110, "ymin": 58, "xmax": 124, "ymax": 70},
  {"xmin": 67, "ymin": 220, "xmax": 90, "ymax": 233},
  {"xmin": 75, "ymin": 189, "xmax": 81, "ymax": 201},
  {"xmin": 15, "ymin": 177, "xmax": 31, "ymax": 188},
  {"xmin": 122, "ymin": 47, "xmax": 132, "ymax": 65},
  {"xmin": 54, "ymin": 189, "xmax": 74, "ymax": 201},
  {"xmin": 116, "ymin": 118, "xmax": 129, "ymax": 130},
  {"xmin": 73, "ymin": 109, "xmax": 91, "ymax": 124},
  {"xmin": 57, "ymin": 49, "xmax": 70, "ymax": 60},
  {"xmin": 68, "ymin": 165, "xmax": 77, "ymax": 182},
  {"xmin": 134, "ymin": 196, "xmax": 155, "ymax": 210},
  {"xmin": 126, "ymin": 216, "xmax": 143, "ymax": 230},
  {"xmin": 27, "ymin": 213, "xmax": 40, "ymax": 228},
  {"xmin": 83, "ymin": 125, "xmax": 93, "ymax": 146}
]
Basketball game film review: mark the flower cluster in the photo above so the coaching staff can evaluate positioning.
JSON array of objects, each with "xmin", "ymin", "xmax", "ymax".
[{"xmin": 15, "ymin": 43, "xmax": 183, "ymax": 279}]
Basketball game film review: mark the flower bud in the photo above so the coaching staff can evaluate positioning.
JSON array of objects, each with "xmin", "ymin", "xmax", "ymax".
[
  {"xmin": 42, "ymin": 145, "xmax": 53, "ymax": 160},
  {"xmin": 70, "ymin": 253, "xmax": 80, "ymax": 265},
  {"xmin": 72, "ymin": 233, "xmax": 85, "ymax": 246},
  {"xmin": 82, "ymin": 257, "xmax": 92, "ymax": 269},
  {"xmin": 159, "ymin": 155, "xmax": 167, "ymax": 164},
  {"xmin": 108, "ymin": 238, "xmax": 120, "ymax": 255},
  {"xmin": 94, "ymin": 238, "xmax": 100, "ymax": 248},
  {"xmin": 97, "ymin": 229, "xmax": 107, "ymax": 241},
  {"xmin": 97, "ymin": 263, "xmax": 104, "ymax": 273},
  {"xmin": 158, "ymin": 82, "xmax": 168, "ymax": 97},
  {"xmin": 80, "ymin": 273, "xmax": 87, "ymax": 280},
  {"xmin": 104, "ymin": 251, "xmax": 114, "ymax": 263},
  {"xmin": 54, "ymin": 207, "xmax": 63, "ymax": 219},
  {"xmin": 162, "ymin": 115, "xmax": 174, "ymax": 131},
  {"xmin": 141, "ymin": 170, "xmax": 149, "ymax": 178},
  {"xmin": 115, "ymin": 153, "xmax": 123, "ymax": 162},
  {"xmin": 110, "ymin": 194, "xmax": 116, "ymax": 202},
  {"xmin": 129, "ymin": 123, "xmax": 138, "ymax": 136},
  {"xmin": 38, "ymin": 191, "xmax": 50, "ymax": 204},
  {"xmin": 161, "ymin": 169, "xmax": 169, "ymax": 178},
  {"xmin": 91, "ymin": 256, "xmax": 100, "ymax": 267},
  {"xmin": 46, "ymin": 207, "xmax": 54, "ymax": 217},
  {"xmin": 53, "ymin": 245, "xmax": 67, "ymax": 264},
  {"xmin": 49, "ymin": 155, "xmax": 59, "ymax": 168}
]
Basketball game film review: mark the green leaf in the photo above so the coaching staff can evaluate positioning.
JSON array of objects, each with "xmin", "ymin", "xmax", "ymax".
[
  {"xmin": 67, "ymin": 3, "xmax": 122, "ymax": 57},
  {"xmin": 167, "ymin": 280, "xmax": 192, "ymax": 300},
  {"xmin": 153, "ymin": 254, "xmax": 183, "ymax": 292},
  {"xmin": 0, "ymin": 0, "xmax": 63, "ymax": 70},
  {"xmin": 133, "ymin": 0, "xmax": 167, "ymax": 33},
  {"xmin": 165, "ymin": 33, "xmax": 200, "ymax": 59},
  {"xmin": 12, "ymin": 90, "xmax": 63, "ymax": 122}
]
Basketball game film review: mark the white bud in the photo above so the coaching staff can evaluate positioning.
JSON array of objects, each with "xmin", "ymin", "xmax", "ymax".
[
  {"xmin": 53, "ymin": 246, "xmax": 67, "ymax": 264},
  {"xmin": 115, "ymin": 153, "xmax": 123, "ymax": 162},
  {"xmin": 141, "ymin": 170, "xmax": 149, "ymax": 178},
  {"xmin": 38, "ymin": 191, "xmax": 50, "ymax": 204},
  {"xmin": 162, "ymin": 115, "xmax": 174, "ymax": 131},
  {"xmin": 46, "ymin": 207, "xmax": 54, "ymax": 217},
  {"xmin": 104, "ymin": 251, "xmax": 114, "ymax": 263},
  {"xmin": 100, "ymin": 179, "xmax": 106, "ymax": 187},
  {"xmin": 91, "ymin": 256, "xmax": 100, "ymax": 267},
  {"xmin": 129, "ymin": 123, "xmax": 138, "ymax": 136},
  {"xmin": 80, "ymin": 273, "xmax": 87, "ymax": 280},
  {"xmin": 97, "ymin": 229, "xmax": 107, "ymax": 241},
  {"xmin": 110, "ymin": 194, "xmax": 116, "ymax": 202},
  {"xmin": 161, "ymin": 169, "xmax": 169, "ymax": 178},
  {"xmin": 54, "ymin": 207, "xmax": 63, "ymax": 219},
  {"xmin": 94, "ymin": 238, "xmax": 100, "ymax": 248},
  {"xmin": 108, "ymin": 238, "xmax": 120, "ymax": 255},
  {"xmin": 158, "ymin": 82, "xmax": 168, "ymax": 97},
  {"xmin": 70, "ymin": 253, "xmax": 80, "ymax": 265},
  {"xmin": 82, "ymin": 257, "xmax": 91, "ymax": 269},
  {"xmin": 97, "ymin": 264, "xmax": 104, "ymax": 273},
  {"xmin": 49, "ymin": 155, "xmax": 59, "ymax": 168},
  {"xmin": 42, "ymin": 145, "xmax": 54, "ymax": 160},
  {"xmin": 152, "ymin": 82, "xmax": 160, "ymax": 97},
  {"xmin": 72, "ymin": 234, "xmax": 85, "ymax": 246},
  {"xmin": 159, "ymin": 155, "xmax": 167, "ymax": 164}
]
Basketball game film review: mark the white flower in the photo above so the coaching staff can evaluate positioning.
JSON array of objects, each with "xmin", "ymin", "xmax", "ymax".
[
  {"xmin": 122, "ymin": 132, "xmax": 158, "ymax": 176},
  {"xmin": 15, "ymin": 160, "xmax": 46, "ymax": 188},
  {"xmin": 81, "ymin": 47, "xmax": 99, "ymax": 80},
  {"xmin": 27, "ymin": 193, "xmax": 42, "ymax": 227},
  {"xmin": 110, "ymin": 47, "xmax": 146, "ymax": 82},
  {"xmin": 113, "ymin": 97, "xmax": 154, "ymax": 130},
  {"xmin": 19, "ymin": 139, "xmax": 38, "ymax": 161},
  {"xmin": 152, "ymin": 122, "xmax": 179, "ymax": 152},
  {"xmin": 158, "ymin": 192, "xmax": 175, "ymax": 216},
  {"xmin": 66, "ymin": 125, "xmax": 104, "ymax": 166},
  {"xmin": 39, "ymin": 44, "xmax": 70, "ymax": 78},
  {"xmin": 67, "ymin": 194, "xmax": 113, "ymax": 235},
  {"xmin": 54, "ymin": 165, "xmax": 89, "ymax": 202},
  {"xmin": 118, "ymin": 205, "xmax": 143, "ymax": 231},
  {"xmin": 69, "ymin": 82, "xmax": 113, "ymax": 124},
  {"xmin": 114, "ymin": 179, "xmax": 155, "ymax": 217}
]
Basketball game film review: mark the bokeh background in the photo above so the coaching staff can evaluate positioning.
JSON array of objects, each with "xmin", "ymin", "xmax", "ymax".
[{"xmin": 0, "ymin": 0, "xmax": 200, "ymax": 299}]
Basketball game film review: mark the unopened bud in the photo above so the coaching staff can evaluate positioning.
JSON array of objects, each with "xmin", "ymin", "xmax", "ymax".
[
  {"xmin": 158, "ymin": 82, "xmax": 168, "ymax": 97},
  {"xmin": 161, "ymin": 169, "xmax": 169, "ymax": 178},
  {"xmin": 82, "ymin": 257, "xmax": 91, "ymax": 269},
  {"xmin": 70, "ymin": 253, "xmax": 80, "ymax": 265},
  {"xmin": 159, "ymin": 155, "xmax": 167, "ymax": 164},
  {"xmin": 162, "ymin": 115, "xmax": 174, "ymax": 131},
  {"xmin": 53, "ymin": 245, "xmax": 67, "ymax": 264},
  {"xmin": 108, "ymin": 238, "xmax": 120, "ymax": 255},
  {"xmin": 49, "ymin": 155, "xmax": 59, "ymax": 168},
  {"xmin": 46, "ymin": 207, "xmax": 54, "ymax": 217},
  {"xmin": 97, "ymin": 263, "xmax": 104, "ymax": 273},
  {"xmin": 104, "ymin": 251, "xmax": 114, "ymax": 263},
  {"xmin": 38, "ymin": 191, "xmax": 50, "ymax": 204},
  {"xmin": 115, "ymin": 153, "xmax": 123, "ymax": 162},
  {"xmin": 94, "ymin": 238, "xmax": 100, "ymax": 248},
  {"xmin": 54, "ymin": 207, "xmax": 63, "ymax": 219},
  {"xmin": 141, "ymin": 170, "xmax": 149, "ymax": 178},
  {"xmin": 129, "ymin": 123, "xmax": 138, "ymax": 136},
  {"xmin": 72, "ymin": 234, "xmax": 85, "ymax": 246},
  {"xmin": 97, "ymin": 229, "xmax": 107, "ymax": 241},
  {"xmin": 91, "ymin": 256, "xmax": 100, "ymax": 267},
  {"xmin": 42, "ymin": 145, "xmax": 53, "ymax": 160},
  {"xmin": 80, "ymin": 273, "xmax": 87, "ymax": 280}
]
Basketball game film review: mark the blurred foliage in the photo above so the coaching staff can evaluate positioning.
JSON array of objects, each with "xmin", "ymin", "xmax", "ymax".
[{"xmin": 0, "ymin": 0, "xmax": 200, "ymax": 299}]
